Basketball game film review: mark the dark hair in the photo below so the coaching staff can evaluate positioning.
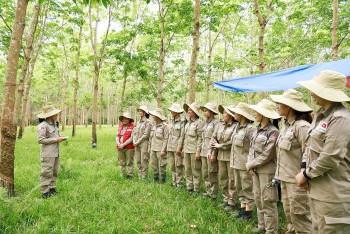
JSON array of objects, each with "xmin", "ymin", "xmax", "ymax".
[
  {"xmin": 272, "ymin": 119, "xmax": 280, "ymax": 130},
  {"xmin": 39, "ymin": 118, "xmax": 45, "ymax": 123},
  {"xmin": 145, "ymin": 113, "xmax": 150, "ymax": 119},
  {"xmin": 295, "ymin": 110, "xmax": 313, "ymax": 124}
]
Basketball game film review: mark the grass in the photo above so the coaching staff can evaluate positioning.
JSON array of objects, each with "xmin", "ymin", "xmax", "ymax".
[{"xmin": 0, "ymin": 125, "xmax": 286, "ymax": 233}]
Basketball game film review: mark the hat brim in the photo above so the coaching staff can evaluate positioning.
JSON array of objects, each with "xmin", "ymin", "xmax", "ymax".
[
  {"xmin": 149, "ymin": 111, "xmax": 166, "ymax": 121},
  {"xmin": 229, "ymin": 107, "xmax": 255, "ymax": 121},
  {"xmin": 248, "ymin": 104, "xmax": 280, "ymax": 119},
  {"xmin": 218, "ymin": 105, "xmax": 234, "ymax": 117},
  {"xmin": 119, "ymin": 115, "xmax": 134, "ymax": 122},
  {"xmin": 200, "ymin": 106, "xmax": 218, "ymax": 115},
  {"xmin": 270, "ymin": 95, "xmax": 312, "ymax": 112},
  {"xmin": 297, "ymin": 80, "xmax": 350, "ymax": 102},
  {"xmin": 37, "ymin": 109, "xmax": 62, "ymax": 119},
  {"xmin": 183, "ymin": 103, "xmax": 201, "ymax": 117},
  {"xmin": 136, "ymin": 108, "xmax": 149, "ymax": 114},
  {"xmin": 168, "ymin": 107, "xmax": 184, "ymax": 113}
]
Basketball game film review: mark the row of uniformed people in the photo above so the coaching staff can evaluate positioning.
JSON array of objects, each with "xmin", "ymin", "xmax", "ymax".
[{"xmin": 115, "ymin": 70, "xmax": 350, "ymax": 234}]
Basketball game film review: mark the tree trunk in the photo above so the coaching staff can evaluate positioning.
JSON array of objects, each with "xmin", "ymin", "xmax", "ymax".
[
  {"xmin": 72, "ymin": 25, "xmax": 83, "ymax": 137},
  {"xmin": 99, "ymin": 86, "xmax": 103, "ymax": 129},
  {"xmin": 0, "ymin": 0, "xmax": 29, "ymax": 197},
  {"xmin": 14, "ymin": 2, "xmax": 40, "ymax": 132},
  {"xmin": 331, "ymin": 0, "xmax": 339, "ymax": 61},
  {"xmin": 188, "ymin": 0, "xmax": 200, "ymax": 103},
  {"xmin": 156, "ymin": 2, "xmax": 166, "ymax": 107},
  {"xmin": 206, "ymin": 30, "xmax": 212, "ymax": 102}
]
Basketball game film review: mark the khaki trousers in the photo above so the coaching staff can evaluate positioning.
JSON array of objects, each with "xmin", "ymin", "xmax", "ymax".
[
  {"xmin": 309, "ymin": 197, "xmax": 350, "ymax": 234},
  {"xmin": 201, "ymin": 156, "xmax": 210, "ymax": 193},
  {"xmin": 234, "ymin": 168, "xmax": 254, "ymax": 208},
  {"xmin": 168, "ymin": 151, "xmax": 176, "ymax": 185},
  {"xmin": 175, "ymin": 154, "xmax": 184, "ymax": 187},
  {"xmin": 203, "ymin": 157, "xmax": 219, "ymax": 196},
  {"xmin": 40, "ymin": 157, "xmax": 59, "ymax": 193},
  {"xmin": 118, "ymin": 149, "xmax": 134, "ymax": 177},
  {"xmin": 151, "ymin": 151, "xmax": 167, "ymax": 175},
  {"xmin": 281, "ymin": 181, "xmax": 311, "ymax": 234},
  {"xmin": 219, "ymin": 160, "xmax": 236, "ymax": 205},
  {"xmin": 184, "ymin": 153, "xmax": 201, "ymax": 191},
  {"xmin": 135, "ymin": 141, "xmax": 149, "ymax": 179},
  {"xmin": 253, "ymin": 172, "xmax": 279, "ymax": 234}
]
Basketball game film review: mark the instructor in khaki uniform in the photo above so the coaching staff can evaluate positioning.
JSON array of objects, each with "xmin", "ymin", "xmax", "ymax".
[
  {"xmin": 133, "ymin": 105, "xmax": 152, "ymax": 180},
  {"xmin": 211, "ymin": 105, "xmax": 237, "ymax": 211},
  {"xmin": 37, "ymin": 105, "xmax": 67, "ymax": 199},
  {"xmin": 182, "ymin": 102, "xmax": 204, "ymax": 193},
  {"xmin": 200, "ymin": 103, "xmax": 219, "ymax": 199},
  {"xmin": 246, "ymin": 99, "xmax": 280, "ymax": 234},
  {"xmin": 296, "ymin": 70, "xmax": 350, "ymax": 234},
  {"xmin": 167, "ymin": 103, "xmax": 185, "ymax": 187},
  {"xmin": 149, "ymin": 108, "xmax": 169, "ymax": 183},
  {"xmin": 271, "ymin": 89, "xmax": 312, "ymax": 234}
]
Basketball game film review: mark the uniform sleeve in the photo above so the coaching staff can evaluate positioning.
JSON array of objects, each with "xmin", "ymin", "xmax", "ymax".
[
  {"xmin": 251, "ymin": 129, "xmax": 279, "ymax": 168},
  {"xmin": 296, "ymin": 122, "xmax": 310, "ymax": 155},
  {"xmin": 116, "ymin": 127, "xmax": 121, "ymax": 145},
  {"xmin": 137, "ymin": 121, "xmax": 152, "ymax": 144},
  {"xmin": 162, "ymin": 125, "xmax": 169, "ymax": 152},
  {"xmin": 196, "ymin": 121, "xmax": 204, "ymax": 153},
  {"xmin": 177, "ymin": 121, "xmax": 185, "ymax": 152},
  {"xmin": 306, "ymin": 116, "xmax": 350, "ymax": 179},
  {"xmin": 221, "ymin": 124, "xmax": 236, "ymax": 150},
  {"xmin": 37, "ymin": 125, "xmax": 58, "ymax": 144},
  {"xmin": 209, "ymin": 123, "xmax": 219, "ymax": 156},
  {"xmin": 132, "ymin": 125, "xmax": 138, "ymax": 145}
]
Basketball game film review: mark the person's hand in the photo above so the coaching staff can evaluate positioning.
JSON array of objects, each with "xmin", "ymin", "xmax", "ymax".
[
  {"xmin": 248, "ymin": 169, "xmax": 255, "ymax": 176},
  {"xmin": 180, "ymin": 150, "xmax": 184, "ymax": 157},
  {"xmin": 295, "ymin": 171, "xmax": 307, "ymax": 187},
  {"xmin": 119, "ymin": 143, "xmax": 124, "ymax": 149},
  {"xmin": 160, "ymin": 151, "xmax": 166, "ymax": 157},
  {"xmin": 134, "ymin": 141, "xmax": 138, "ymax": 147},
  {"xmin": 57, "ymin": 137, "xmax": 67, "ymax": 143},
  {"xmin": 213, "ymin": 143, "xmax": 223, "ymax": 149},
  {"xmin": 209, "ymin": 154, "xmax": 217, "ymax": 162},
  {"xmin": 195, "ymin": 152, "xmax": 200, "ymax": 161},
  {"xmin": 176, "ymin": 149, "xmax": 181, "ymax": 156}
]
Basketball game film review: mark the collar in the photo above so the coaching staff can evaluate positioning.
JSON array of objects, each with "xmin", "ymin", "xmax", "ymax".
[
  {"xmin": 206, "ymin": 117, "xmax": 215, "ymax": 124},
  {"xmin": 319, "ymin": 102, "xmax": 342, "ymax": 117},
  {"xmin": 285, "ymin": 116, "xmax": 296, "ymax": 126},
  {"xmin": 258, "ymin": 121, "xmax": 271, "ymax": 131}
]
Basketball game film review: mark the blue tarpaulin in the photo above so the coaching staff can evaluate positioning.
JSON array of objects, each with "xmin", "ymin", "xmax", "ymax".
[{"xmin": 212, "ymin": 58, "xmax": 350, "ymax": 92}]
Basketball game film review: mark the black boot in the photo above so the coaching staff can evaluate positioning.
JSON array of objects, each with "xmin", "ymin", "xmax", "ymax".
[
  {"xmin": 231, "ymin": 208, "xmax": 245, "ymax": 218},
  {"xmin": 160, "ymin": 174, "xmax": 166, "ymax": 184},
  {"xmin": 49, "ymin": 188, "xmax": 57, "ymax": 196},
  {"xmin": 242, "ymin": 210, "xmax": 252, "ymax": 221},
  {"xmin": 154, "ymin": 173, "xmax": 159, "ymax": 182}
]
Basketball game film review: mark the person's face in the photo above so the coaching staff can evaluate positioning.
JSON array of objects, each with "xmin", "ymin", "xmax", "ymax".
[
  {"xmin": 234, "ymin": 113, "xmax": 242, "ymax": 122},
  {"xmin": 187, "ymin": 108, "xmax": 196, "ymax": 119},
  {"xmin": 138, "ymin": 110, "xmax": 145, "ymax": 117},
  {"xmin": 153, "ymin": 116, "xmax": 161, "ymax": 123},
  {"xmin": 223, "ymin": 111, "xmax": 231, "ymax": 123},
  {"xmin": 277, "ymin": 103, "xmax": 290, "ymax": 117},
  {"xmin": 311, "ymin": 92, "xmax": 326, "ymax": 106},
  {"xmin": 255, "ymin": 111, "xmax": 262, "ymax": 122},
  {"xmin": 51, "ymin": 114, "xmax": 59, "ymax": 122},
  {"xmin": 122, "ymin": 117, "xmax": 130, "ymax": 125},
  {"xmin": 171, "ymin": 111, "xmax": 177, "ymax": 117},
  {"xmin": 203, "ymin": 108, "xmax": 213, "ymax": 119}
]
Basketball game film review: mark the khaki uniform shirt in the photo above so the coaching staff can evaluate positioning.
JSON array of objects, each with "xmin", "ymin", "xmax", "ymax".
[
  {"xmin": 212, "ymin": 121, "xmax": 237, "ymax": 161},
  {"xmin": 149, "ymin": 122, "xmax": 169, "ymax": 152},
  {"xmin": 248, "ymin": 122, "xmax": 279, "ymax": 174},
  {"xmin": 37, "ymin": 121, "xmax": 60, "ymax": 158},
  {"xmin": 303, "ymin": 103, "xmax": 350, "ymax": 203},
  {"xmin": 201, "ymin": 118, "xmax": 219, "ymax": 157},
  {"xmin": 231, "ymin": 123, "xmax": 256, "ymax": 170},
  {"xmin": 275, "ymin": 118, "xmax": 310, "ymax": 183},
  {"xmin": 132, "ymin": 118, "xmax": 151, "ymax": 145},
  {"xmin": 166, "ymin": 117, "xmax": 185, "ymax": 152},
  {"xmin": 183, "ymin": 118, "xmax": 204, "ymax": 154}
]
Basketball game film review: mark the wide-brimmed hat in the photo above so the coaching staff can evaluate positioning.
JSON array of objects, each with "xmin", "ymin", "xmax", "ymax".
[
  {"xmin": 149, "ymin": 108, "xmax": 166, "ymax": 121},
  {"xmin": 248, "ymin": 99, "xmax": 280, "ymax": 119},
  {"xmin": 218, "ymin": 105, "xmax": 235, "ymax": 117},
  {"xmin": 228, "ymin": 102, "xmax": 255, "ymax": 121},
  {"xmin": 297, "ymin": 70, "xmax": 350, "ymax": 102},
  {"xmin": 200, "ymin": 102, "xmax": 218, "ymax": 115},
  {"xmin": 168, "ymin": 103, "xmax": 184, "ymax": 113},
  {"xmin": 119, "ymin": 112, "xmax": 134, "ymax": 122},
  {"xmin": 183, "ymin": 102, "xmax": 201, "ymax": 117},
  {"xmin": 137, "ymin": 105, "xmax": 149, "ymax": 114},
  {"xmin": 37, "ymin": 105, "xmax": 62, "ymax": 119},
  {"xmin": 270, "ymin": 89, "xmax": 312, "ymax": 112}
]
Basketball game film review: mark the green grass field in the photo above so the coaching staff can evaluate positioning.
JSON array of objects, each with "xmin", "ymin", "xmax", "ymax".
[{"xmin": 0, "ymin": 126, "xmax": 286, "ymax": 233}]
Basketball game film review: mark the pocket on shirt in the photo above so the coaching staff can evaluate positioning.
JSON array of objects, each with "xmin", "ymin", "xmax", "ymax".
[
  {"xmin": 187, "ymin": 130, "xmax": 197, "ymax": 137},
  {"xmin": 156, "ymin": 129, "xmax": 163, "ymax": 139},
  {"xmin": 233, "ymin": 137, "xmax": 244, "ymax": 147},
  {"xmin": 279, "ymin": 139, "xmax": 292, "ymax": 151}
]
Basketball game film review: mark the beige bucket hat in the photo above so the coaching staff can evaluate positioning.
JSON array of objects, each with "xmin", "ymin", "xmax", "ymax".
[
  {"xmin": 297, "ymin": 70, "xmax": 350, "ymax": 102},
  {"xmin": 248, "ymin": 99, "xmax": 280, "ymax": 119},
  {"xmin": 200, "ymin": 102, "xmax": 219, "ymax": 115},
  {"xmin": 149, "ymin": 108, "xmax": 167, "ymax": 121},
  {"xmin": 183, "ymin": 102, "xmax": 201, "ymax": 117},
  {"xmin": 228, "ymin": 102, "xmax": 255, "ymax": 121},
  {"xmin": 37, "ymin": 105, "xmax": 62, "ymax": 119},
  {"xmin": 137, "ymin": 105, "xmax": 149, "ymax": 114},
  {"xmin": 218, "ymin": 105, "xmax": 235, "ymax": 117},
  {"xmin": 168, "ymin": 103, "xmax": 184, "ymax": 113},
  {"xmin": 119, "ymin": 112, "xmax": 134, "ymax": 122},
  {"xmin": 270, "ymin": 89, "xmax": 312, "ymax": 112}
]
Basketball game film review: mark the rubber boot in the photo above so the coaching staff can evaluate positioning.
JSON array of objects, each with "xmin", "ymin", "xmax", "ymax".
[
  {"xmin": 154, "ymin": 173, "xmax": 159, "ymax": 182},
  {"xmin": 160, "ymin": 174, "xmax": 166, "ymax": 184},
  {"xmin": 231, "ymin": 208, "xmax": 245, "ymax": 218}
]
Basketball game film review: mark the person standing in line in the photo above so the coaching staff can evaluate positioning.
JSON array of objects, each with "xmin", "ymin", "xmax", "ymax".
[
  {"xmin": 37, "ymin": 105, "xmax": 67, "ymax": 199},
  {"xmin": 295, "ymin": 70, "xmax": 350, "ymax": 234},
  {"xmin": 166, "ymin": 103, "xmax": 185, "ymax": 187},
  {"xmin": 270, "ymin": 89, "xmax": 313, "ymax": 234},
  {"xmin": 211, "ymin": 105, "xmax": 238, "ymax": 211},
  {"xmin": 199, "ymin": 103, "xmax": 219, "ymax": 199},
  {"xmin": 246, "ymin": 99, "xmax": 280, "ymax": 234},
  {"xmin": 182, "ymin": 102, "xmax": 204, "ymax": 194},
  {"xmin": 228, "ymin": 103, "xmax": 256, "ymax": 220},
  {"xmin": 116, "ymin": 112, "xmax": 135, "ymax": 179},
  {"xmin": 132, "ymin": 105, "xmax": 152, "ymax": 180}
]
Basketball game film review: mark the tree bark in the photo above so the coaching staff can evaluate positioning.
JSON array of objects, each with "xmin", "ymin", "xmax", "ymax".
[
  {"xmin": 331, "ymin": 0, "xmax": 339, "ymax": 61},
  {"xmin": 188, "ymin": 0, "xmax": 200, "ymax": 103},
  {"xmin": 156, "ymin": 1, "xmax": 166, "ymax": 107},
  {"xmin": 206, "ymin": 30, "xmax": 212, "ymax": 102},
  {"xmin": 99, "ymin": 86, "xmax": 103, "ymax": 129},
  {"xmin": 0, "ymin": 0, "xmax": 29, "ymax": 196}
]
